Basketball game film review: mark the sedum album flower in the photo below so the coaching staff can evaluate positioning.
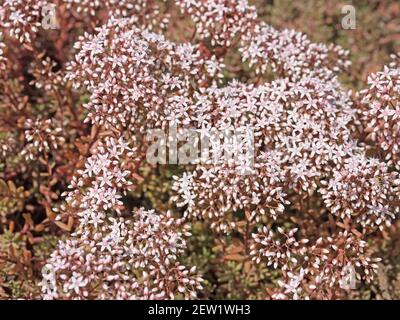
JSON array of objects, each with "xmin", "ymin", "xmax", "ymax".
[
  {"xmin": 42, "ymin": 137, "xmax": 203, "ymax": 300},
  {"xmin": 240, "ymin": 22, "xmax": 351, "ymax": 81},
  {"xmin": 21, "ymin": 118, "xmax": 65, "ymax": 160},
  {"xmin": 66, "ymin": 17, "xmax": 222, "ymax": 131},
  {"xmin": 176, "ymin": 0, "xmax": 258, "ymax": 47},
  {"xmin": 0, "ymin": 0, "xmax": 48, "ymax": 44},
  {"xmin": 41, "ymin": 208, "xmax": 203, "ymax": 300},
  {"xmin": 251, "ymin": 227, "xmax": 381, "ymax": 299},
  {"xmin": 173, "ymin": 75, "xmax": 358, "ymax": 231},
  {"xmin": 63, "ymin": 0, "xmax": 169, "ymax": 31},
  {"xmin": 358, "ymin": 56, "xmax": 400, "ymax": 169},
  {"xmin": 320, "ymin": 154, "xmax": 400, "ymax": 231}
]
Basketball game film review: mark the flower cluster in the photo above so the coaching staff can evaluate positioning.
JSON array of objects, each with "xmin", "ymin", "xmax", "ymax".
[
  {"xmin": 64, "ymin": 136, "xmax": 135, "ymax": 212},
  {"xmin": 176, "ymin": 0, "xmax": 258, "ymax": 47},
  {"xmin": 66, "ymin": 17, "xmax": 222, "ymax": 131},
  {"xmin": 41, "ymin": 208, "xmax": 203, "ymax": 300},
  {"xmin": 240, "ymin": 23, "xmax": 351, "ymax": 80},
  {"xmin": 64, "ymin": 0, "xmax": 169, "ymax": 31},
  {"xmin": 21, "ymin": 118, "xmax": 65, "ymax": 161},
  {"xmin": 358, "ymin": 57, "xmax": 400, "ymax": 169},
  {"xmin": 320, "ymin": 155, "xmax": 400, "ymax": 231},
  {"xmin": 251, "ymin": 227, "xmax": 380, "ymax": 299},
  {"xmin": 173, "ymin": 150, "xmax": 289, "ymax": 233},
  {"xmin": 0, "ymin": 0, "xmax": 48, "ymax": 44},
  {"xmin": 173, "ymin": 75, "xmax": 358, "ymax": 232},
  {"xmin": 42, "ymin": 137, "xmax": 203, "ymax": 300},
  {"xmin": 29, "ymin": 57, "xmax": 64, "ymax": 92}
]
